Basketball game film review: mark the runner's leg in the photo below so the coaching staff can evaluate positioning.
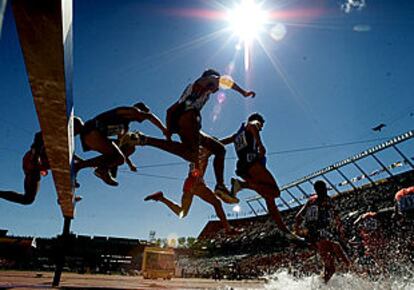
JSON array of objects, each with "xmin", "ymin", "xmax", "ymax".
[
  {"xmin": 0, "ymin": 172, "xmax": 40, "ymax": 205},
  {"xmin": 196, "ymin": 184, "xmax": 231, "ymax": 232}
]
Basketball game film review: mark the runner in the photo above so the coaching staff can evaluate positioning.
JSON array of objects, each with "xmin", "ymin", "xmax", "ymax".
[
  {"xmin": 165, "ymin": 69, "xmax": 255, "ymax": 199},
  {"xmin": 75, "ymin": 102, "xmax": 168, "ymax": 186},
  {"xmin": 294, "ymin": 180, "xmax": 350, "ymax": 283},
  {"xmin": 144, "ymin": 146, "xmax": 236, "ymax": 234},
  {"xmin": 353, "ymin": 206, "xmax": 386, "ymax": 275},
  {"xmin": 393, "ymin": 186, "xmax": 414, "ymax": 264},
  {"xmin": 0, "ymin": 118, "xmax": 83, "ymax": 205},
  {"xmin": 220, "ymin": 113, "xmax": 300, "ymax": 238}
]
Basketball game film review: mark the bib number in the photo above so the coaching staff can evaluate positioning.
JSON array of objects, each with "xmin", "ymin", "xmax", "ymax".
[{"xmin": 234, "ymin": 131, "xmax": 248, "ymax": 151}]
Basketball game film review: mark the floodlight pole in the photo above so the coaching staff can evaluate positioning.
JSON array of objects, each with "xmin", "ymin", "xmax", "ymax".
[
  {"xmin": 351, "ymin": 161, "xmax": 376, "ymax": 187},
  {"xmin": 284, "ymin": 189, "xmax": 302, "ymax": 206},
  {"xmin": 52, "ymin": 217, "xmax": 72, "ymax": 286},
  {"xmin": 335, "ymin": 168, "xmax": 357, "ymax": 191}
]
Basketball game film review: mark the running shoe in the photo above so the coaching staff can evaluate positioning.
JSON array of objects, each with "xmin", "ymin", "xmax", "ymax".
[
  {"xmin": 214, "ymin": 184, "xmax": 239, "ymax": 204},
  {"xmin": 230, "ymin": 178, "xmax": 243, "ymax": 196},
  {"xmin": 282, "ymin": 231, "xmax": 308, "ymax": 246},
  {"xmin": 74, "ymin": 195, "xmax": 83, "ymax": 203},
  {"xmin": 94, "ymin": 168, "xmax": 119, "ymax": 186},
  {"xmin": 144, "ymin": 191, "xmax": 164, "ymax": 201}
]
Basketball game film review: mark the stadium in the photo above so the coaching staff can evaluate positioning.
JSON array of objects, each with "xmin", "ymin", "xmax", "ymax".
[{"xmin": 0, "ymin": 0, "xmax": 413, "ymax": 289}]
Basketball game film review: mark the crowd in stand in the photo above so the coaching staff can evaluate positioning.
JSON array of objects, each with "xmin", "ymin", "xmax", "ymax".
[{"xmin": 176, "ymin": 170, "xmax": 414, "ymax": 281}]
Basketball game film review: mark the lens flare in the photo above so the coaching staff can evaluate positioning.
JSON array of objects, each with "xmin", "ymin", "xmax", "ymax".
[
  {"xmin": 270, "ymin": 23, "xmax": 287, "ymax": 41},
  {"xmin": 227, "ymin": 0, "xmax": 268, "ymax": 42},
  {"xmin": 219, "ymin": 75, "xmax": 234, "ymax": 89}
]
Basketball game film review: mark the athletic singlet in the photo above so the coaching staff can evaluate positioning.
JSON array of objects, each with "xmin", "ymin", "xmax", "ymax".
[
  {"xmin": 23, "ymin": 132, "xmax": 49, "ymax": 175},
  {"xmin": 395, "ymin": 186, "xmax": 414, "ymax": 214},
  {"xmin": 234, "ymin": 123, "xmax": 259, "ymax": 164},
  {"xmin": 178, "ymin": 83, "xmax": 214, "ymax": 112},
  {"xmin": 93, "ymin": 107, "xmax": 143, "ymax": 137},
  {"xmin": 303, "ymin": 195, "xmax": 336, "ymax": 238}
]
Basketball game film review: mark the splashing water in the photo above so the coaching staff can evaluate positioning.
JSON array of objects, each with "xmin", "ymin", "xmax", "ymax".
[{"xmin": 260, "ymin": 270, "xmax": 414, "ymax": 290}]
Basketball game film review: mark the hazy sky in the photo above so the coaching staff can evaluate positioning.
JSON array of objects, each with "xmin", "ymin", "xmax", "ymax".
[{"xmin": 0, "ymin": 0, "xmax": 413, "ymax": 240}]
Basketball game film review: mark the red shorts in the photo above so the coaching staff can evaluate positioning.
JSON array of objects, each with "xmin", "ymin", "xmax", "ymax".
[{"xmin": 22, "ymin": 151, "xmax": 49, "ymax": 175}]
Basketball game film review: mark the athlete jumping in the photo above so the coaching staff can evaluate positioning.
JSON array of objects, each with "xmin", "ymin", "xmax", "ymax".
[
  {"xmin": 220, "ymin": 113, "xmax": 301, "ymax": 239},
  {"xmin": 75, "ymin": 102, "xmax": 168, "ymax": 186},
  {"xmin": 0, "ymin": 118, "xmax": 83, "ymax": 205},
  {"xmin": 295, "ymin": 180, "xmax": 350, "ymax": 283},
  {"xmin": 165, "ymin": 69, "xmax": 255, "ymax": 201},
  {"xmin": 144, "ymin": 146, "xmax": 236, "ymax": 234}
]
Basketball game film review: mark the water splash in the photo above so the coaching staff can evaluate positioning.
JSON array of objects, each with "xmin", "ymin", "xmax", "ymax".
[{"xmin": 261, "ymin": 270, "xmax": 414, "ymax": 290}]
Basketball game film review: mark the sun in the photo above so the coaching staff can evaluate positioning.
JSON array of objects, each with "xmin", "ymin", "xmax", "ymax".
[{"xmin": 227, "ymin": 0, "xmax": 268, "ymax": 42}]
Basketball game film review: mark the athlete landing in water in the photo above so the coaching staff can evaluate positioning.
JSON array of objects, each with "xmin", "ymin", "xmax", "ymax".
[
  {"xmin": 75, "ymin": 102, "xmax": 168, "ymax": 186},
  {"xmin": 295, "ymin": 180, "xmax": 350, "ymax": 283},
  {"xmin": 144, "ymin": 146, "xmax": 236, "ymax": 234},
  {"xmin": 165, "ymin": 69, "xmax": 255, "ymax": 202},
  {"xmin": 220, "ymin": 113, "xmax": 302, "ymax": 241}
]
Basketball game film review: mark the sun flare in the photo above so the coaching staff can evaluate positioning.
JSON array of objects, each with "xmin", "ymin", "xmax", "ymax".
[{"xmin": 227, "ymin": 0, "xmax": 268, "ymax": 42}]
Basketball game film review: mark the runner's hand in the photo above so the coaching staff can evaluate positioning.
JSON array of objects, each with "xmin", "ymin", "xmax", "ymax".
[{"xmin": 243, "ymin": 91, "xmax": 256, "ymax": 98}]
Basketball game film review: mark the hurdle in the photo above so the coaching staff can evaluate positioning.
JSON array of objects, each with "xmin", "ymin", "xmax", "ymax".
[{"xmin": 12, "ymin": 0, "xmax": 75, "ymax": 286}]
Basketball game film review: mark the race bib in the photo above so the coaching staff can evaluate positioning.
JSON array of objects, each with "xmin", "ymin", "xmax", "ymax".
[
  {"xmin": 306, "ymin": 205, "xmax": 319, "ymax": 222},
  {"xmin": 234, "ymin": 131, "xmax": 248, "ymax": 151}
]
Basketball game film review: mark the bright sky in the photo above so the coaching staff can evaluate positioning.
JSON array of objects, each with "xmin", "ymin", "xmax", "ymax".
[{"xmin": 0, "ymin": 0, "xmax": 413, "ymax": 240}]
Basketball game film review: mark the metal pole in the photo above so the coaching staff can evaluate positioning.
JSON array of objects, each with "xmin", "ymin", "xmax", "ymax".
[
  {"xmin": 335, "ymin": 168, "xmax": 357, "ymax": 190},
  {"xmin": 246, "ymin": 201, "xmax": 258, "ymax": 216},
  {"xmin": 351, "ymin": 161, "xmax": 376, "ymax": 187},
  {"xmin": 371, "ymin": 153, "xmax": 394, "ymax": 177},
  {"xmin": 285, "ymin": 189, "xmax": 302, "ymax": 206},
  {"xmin": 392, "ymin": 145, "xmax": 414, "ymax": 170},
  {"xmin": 53, "ymin": 217, "xmax": 72, "ymax": 286},
  {"xmin": 296, "ymin": 184, "xmax": 310, "ymax": 198},
  {"xmin": 257, "ymin": 199, "xmax": 268, "ymax": 213},
  {"xmin": 278, "ymin": 196, "xmax": 291, "ymax": 210}
]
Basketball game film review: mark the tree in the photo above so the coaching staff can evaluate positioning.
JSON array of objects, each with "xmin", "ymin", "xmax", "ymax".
[
  {"xmin": 186, "ymin": 237, "xmax": 197, "ymax": 248},
  {"xmin": 177, "ymin": 237, "xmax": 186, "ymax": 248}
]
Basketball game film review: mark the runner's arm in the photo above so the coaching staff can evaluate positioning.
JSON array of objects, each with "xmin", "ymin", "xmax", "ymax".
[
  {"xmin": 165, "ymin": 102, "xmax": 181, "ymax": 139},
  {"xmin": 248, "ymin": 122, "xmax": 266, "ymax": 158},
  {"xmin": 140, "ymin": 111, "xmax": 169, "ymax": 139},
  {"xmin": 230, "ymin": 81, "xmax": 255, "ymax": 98},
  {"xmin": 125, "ymin": 155, "xmax": 137, "ymax": 172},
  {"xmin": 294, "ymin": 202, "xmax": 309, "ymax": 231},
  {"xmin": 220, "ymin": 134, "xmax": 236, "ymax": 145}
]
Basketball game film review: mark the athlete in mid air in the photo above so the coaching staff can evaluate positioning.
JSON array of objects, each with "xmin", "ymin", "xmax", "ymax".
[
  {"xmin": 75, "ymin": 102, "xmax": 168, "ymax": 186},
  {"xmin": 0, "ymin": 118, "xmax": 83, "ymax": 205},
  {"xmin": 295, "ymin": 180, "xmax": 350, "ymax": 283},
  {"xmin": 144, "ymin": 146, "xmax": 236, "ymax": 234},
  {"xmin": 220, "ymin": 113, "xmax": 301, "ymax": 240},
  {"xmin": 165, "ymin": 69, "xmax": 255, "ymax": 201}
]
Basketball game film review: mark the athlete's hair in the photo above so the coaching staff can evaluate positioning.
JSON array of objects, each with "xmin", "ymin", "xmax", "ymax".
[
  {"xmin": 201, "ymin": 69, "xmax": 220, "ymax": 78},
  {"xmin": 314, "ymin": 180, "xmax": 327, "ymax": 195},
  {"xmin": 133, "ymin": 102, "xmax": 150, "ymax": 113},
  {"xmin": 248, "ymin": 112, "xmax": 265, "ymax": 124}
]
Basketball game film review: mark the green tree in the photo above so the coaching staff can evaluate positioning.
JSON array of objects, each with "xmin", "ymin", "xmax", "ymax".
[
  {"xmin": 186, "ymin": 237, "xmax": 197, "ymax": 248},
  {"xmin": 178, "ymin": 237, "xmax": 186, "ymax": 248}
]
